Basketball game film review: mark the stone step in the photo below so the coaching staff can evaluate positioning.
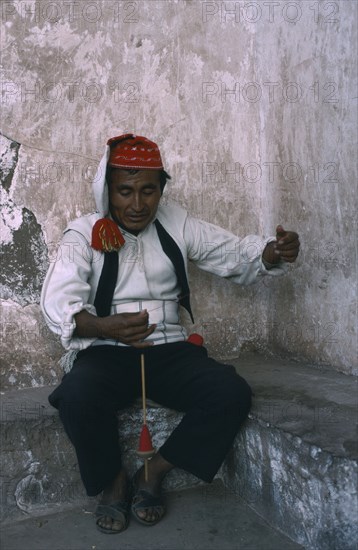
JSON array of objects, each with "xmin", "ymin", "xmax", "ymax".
[
  {"xmin": 1, "ymin": 352, "xmax": 357, "ymax": 549},
  {"xmin": 0, "ymin": 480, "xmax": 303, "ymax": 550},
  {"xmin": 223, "ymin": 353, "xmax": 358, "ymax": 550}
]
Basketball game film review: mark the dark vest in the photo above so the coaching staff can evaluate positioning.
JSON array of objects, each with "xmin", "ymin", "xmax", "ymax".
[{"xmin": 94, "ymin": 219, "xmax": 194, "ymax": 322}]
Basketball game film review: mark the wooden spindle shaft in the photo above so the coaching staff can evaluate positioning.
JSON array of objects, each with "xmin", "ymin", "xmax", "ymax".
[
  {"xmin": 141, "ymin": 353, "xmax": 149, "ymax": 482},
  {"xmin": 141, "ymin": 353, "xmax": 147, "ymax": 425}
]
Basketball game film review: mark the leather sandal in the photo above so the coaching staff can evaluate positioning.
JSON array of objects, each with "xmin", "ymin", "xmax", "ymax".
[
  {"xmin": 95, "ymin": 500, "xmax": 129, "ymax": 534},
  {"xmin": 131, "ymin": 473, "xmax": 165, "ymax": 526}
]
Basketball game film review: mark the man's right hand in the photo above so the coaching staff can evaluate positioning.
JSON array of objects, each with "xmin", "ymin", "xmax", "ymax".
[
  {"xmin": 99, "ymin": 310, "xmax": 156, "ymax": 347},
  {"xmin": 74, "ymin": 309, "xmax": 156, "ymax": 348}
]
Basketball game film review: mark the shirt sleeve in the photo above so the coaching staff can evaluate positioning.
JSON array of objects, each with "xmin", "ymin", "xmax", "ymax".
[
  {"xmin": 40, "ymin": 229, "xmax": 99, "ymax": 350},
  {"xmin": 184, "ymin": 215, "xmax": 288, "ymax": 285}
]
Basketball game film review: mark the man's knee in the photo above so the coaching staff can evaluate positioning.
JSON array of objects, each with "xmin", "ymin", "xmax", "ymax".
[
  {"xmin": 49, "ymin": 373, "xmax": 109, "ymax": 414},
  {"xmin": 218, "ymin": 372, "xmax": 252, "ymax": 420}
]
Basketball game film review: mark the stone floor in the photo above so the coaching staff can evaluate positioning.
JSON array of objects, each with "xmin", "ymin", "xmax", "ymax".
[{"xmin": 0, "ymin": 480, "xmax": 303, "ymax": 550}]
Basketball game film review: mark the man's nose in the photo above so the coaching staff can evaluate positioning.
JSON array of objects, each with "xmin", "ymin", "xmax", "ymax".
[{"xmin": 132, "ymin": 194, "xmax": 144, "ymax": 212}]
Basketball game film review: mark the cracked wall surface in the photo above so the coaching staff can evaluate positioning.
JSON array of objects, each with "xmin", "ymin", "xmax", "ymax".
[
  {"xmin": 1, "ymin": 206, "xmax": 48, "ymax": 306},
  {"xmin": 1, "ymin": 134, "xmax": 62, "ymax": 388},
  {"xmin": 0, "ymin": 1, "xmax": 357, "ymax": 387}
]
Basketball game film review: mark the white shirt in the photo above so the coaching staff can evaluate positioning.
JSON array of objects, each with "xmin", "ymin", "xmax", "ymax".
[{"xmin": 41, "ymin": 203, "xmax": 287, "ymax": 350}]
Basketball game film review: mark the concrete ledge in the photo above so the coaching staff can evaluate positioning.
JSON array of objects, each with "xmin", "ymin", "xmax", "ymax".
[
  {"xmin": 224, "ymin": 353, "xmax": 358, "ymax": 550},
  {"xmin": 1, "ymin": 352, "xmax": 357, "ymax": 549},
  {"xmin": 0, "ymin": 387, "xmax": 199, "ymax": 524}
]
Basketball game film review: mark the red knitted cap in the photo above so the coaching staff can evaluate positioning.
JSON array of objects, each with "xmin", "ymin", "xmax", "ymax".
[{"xmin": 107, "ymin": 134, "xmax": 163, "ymax": 170}]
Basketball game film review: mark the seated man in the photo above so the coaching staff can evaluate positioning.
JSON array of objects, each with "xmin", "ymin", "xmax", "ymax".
[{"xmin": 41, "ymin": 133, "xmax": 300, "ymax": 534}]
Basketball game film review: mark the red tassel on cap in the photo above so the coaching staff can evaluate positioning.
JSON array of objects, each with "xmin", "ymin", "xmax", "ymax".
[{"xmin": 91, "ymin": 218, "xmax": 125, "ymax": 252}]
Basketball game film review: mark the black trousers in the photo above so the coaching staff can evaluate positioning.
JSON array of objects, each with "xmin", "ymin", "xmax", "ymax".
[{"xmin": 48, "ymin": 342, "xmax": 252, "ymax": 496}]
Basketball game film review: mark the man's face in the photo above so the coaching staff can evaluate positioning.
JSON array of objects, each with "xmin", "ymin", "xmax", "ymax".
[{"xmin": 108, "ymin": 169, "xmax": 162, "ymax": 235}]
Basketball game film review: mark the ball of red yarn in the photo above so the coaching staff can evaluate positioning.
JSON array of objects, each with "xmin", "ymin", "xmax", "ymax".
[{"xmin": 187, "ymin": 333, "xmax": 204, "ymax": 346}]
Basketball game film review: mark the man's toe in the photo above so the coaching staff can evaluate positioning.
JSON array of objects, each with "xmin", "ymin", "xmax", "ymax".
[
  {"xmin": 97, "ymin": 514, "xmax": 126, "ymax": 532},
  {"xmin": 136, "ymin": 509, "xmax": 147, "ymax": 520},
  {"xmin": 112, "ymin": 519, "xmax": 124, "ymax": 531}
]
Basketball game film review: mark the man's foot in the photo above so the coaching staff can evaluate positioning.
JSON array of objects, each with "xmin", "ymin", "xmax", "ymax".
[
  {"xmin": 96, "ymin": 469, "xmax": 129, "ymax": 534},
  {"xmin": 131, "ymin": 453, "xmax": 173, "ymax": 526},
  {"xmin": 131, "ymin": 468, "xmax": 165, "ymax": 525}
]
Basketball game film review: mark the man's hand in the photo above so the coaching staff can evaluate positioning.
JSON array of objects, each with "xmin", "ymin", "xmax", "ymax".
[
  {"xmin": 100, "ymin": 310, "xmax": 156, "ymax": 348},
  {"xmin": 262, "ymin": 225, "xmax": 300, "ymax": 266},
  {"xmin": 74, "ymin": 309, "xmax": 156, "ymax": 348}
]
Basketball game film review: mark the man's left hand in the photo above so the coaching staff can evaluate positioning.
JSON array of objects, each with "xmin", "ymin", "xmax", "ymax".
[{"xmin": 262, "ymin": 225, "xmax": 300, "ymax": 265}]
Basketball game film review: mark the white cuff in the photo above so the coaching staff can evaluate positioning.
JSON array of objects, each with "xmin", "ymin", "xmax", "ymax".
[{"xmin": 60, "ymin": 303, "xmax": 97, "ymax": 350}]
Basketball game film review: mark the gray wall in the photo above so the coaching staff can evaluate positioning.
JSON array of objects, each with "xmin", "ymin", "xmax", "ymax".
[{"xmin": 1, "ymin": 0, "xmax": 357, "ymax": 388}]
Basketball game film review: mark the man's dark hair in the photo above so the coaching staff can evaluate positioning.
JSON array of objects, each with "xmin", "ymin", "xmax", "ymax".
[{"xmin": 106, "ymin": 167, "xmax": 171, "ymax": 194}]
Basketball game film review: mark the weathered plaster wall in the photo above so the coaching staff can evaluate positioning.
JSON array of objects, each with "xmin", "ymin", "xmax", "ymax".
[{"xmin": 1, "ymin": 0, "xmax": 357, "ymax": 387}]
